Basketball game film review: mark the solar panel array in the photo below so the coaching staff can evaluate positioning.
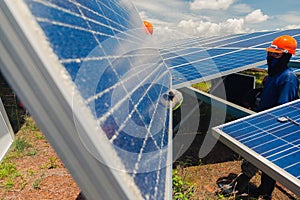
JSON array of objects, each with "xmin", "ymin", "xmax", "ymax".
[
  {"xmin": 2, "ymin": 0, "xmax": 300, "ymax": 199},
  {"xmin": 3, "ymin": 0, "xmax": 171, "ymax": 199},
  {"xmin": 159, "ymin": 29, "xmax": 300, "ymax": 88},
  {"xmin": 213, "ymin": 99, "xmax": 300, "ymax": 196}
]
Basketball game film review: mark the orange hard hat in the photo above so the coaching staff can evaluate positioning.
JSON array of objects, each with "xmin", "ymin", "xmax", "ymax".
[
  {"xmin": 266, "ymin": 35, "xmax": 297, "ymax": 55},
  {"xmin": 143, "ymin": 20, "xmax": 153, "ymax": 35}
]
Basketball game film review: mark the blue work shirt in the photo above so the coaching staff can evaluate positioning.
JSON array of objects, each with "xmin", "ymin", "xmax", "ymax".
[{"xmin": 258, "ymin": 68, "xmax": 299, "ymax": 111}]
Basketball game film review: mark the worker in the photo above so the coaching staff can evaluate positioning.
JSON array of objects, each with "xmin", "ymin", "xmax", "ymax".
[
  {"xmin": 218, "ymin": 35, "xmax": 299, "ymax": 199},
  {"xmin": 143, "ymin": 20, "xmax": 153, "ymax": 35}
]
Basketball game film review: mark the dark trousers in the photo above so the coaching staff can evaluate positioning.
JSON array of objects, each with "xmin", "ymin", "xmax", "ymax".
[
  {"xmin": 240, "ymin": 160, "xmax": 276, "ymax": 196},
  {"xmin": 259, "ymin": 173, "xmax": 276, "ymax": 196}
]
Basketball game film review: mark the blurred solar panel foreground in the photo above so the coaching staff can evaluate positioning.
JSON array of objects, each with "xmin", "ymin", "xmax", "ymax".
[
  {"xmin": 0, "ymin": 98, "xmax": 14, "ymax": 161},
  {"xmin": 213, "ymin": 99, "xmax": 300, "ymax": 196},
  {"xmin": 0, "ymin": 0, "xmax": 172, "ymax": 199}
]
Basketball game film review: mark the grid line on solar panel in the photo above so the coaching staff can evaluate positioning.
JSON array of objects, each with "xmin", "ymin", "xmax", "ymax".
[
  {"xmin": 251, "ymin": 135, "xmax": 300, "ymax": 160},
  {"xmin": 84, "ymin": 54, "xmax": 164, "ymax": 103},
  {"xmin": 32, "ymin": 0, "xmax": 122, "ymax": 39},
  {"xmin": 103, "ymin": 70, "xmax": 169, "ymax": 143},
  {"xmin": 162, "ymin": 43, "xmax": 268, "ymax": 73},
  {"xmin": 220, "ymin": 106, "xmax": 299, "ymax": 137},
  {"xmin": 31, "ymin": 0, "xmax": 145, "ymax": 59}
]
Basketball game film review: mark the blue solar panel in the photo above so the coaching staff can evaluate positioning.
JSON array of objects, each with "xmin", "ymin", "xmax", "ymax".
[
  {"xmin": 18, "ymin": 0, "xmax": 171, "ymax": 199},
  {"xmin": 213, "ymin": 99, "xmax": 300, "ymax": 196},
  {"xmin": 160, "ymin": 29, "xmax": 300, "ymax": 88}
]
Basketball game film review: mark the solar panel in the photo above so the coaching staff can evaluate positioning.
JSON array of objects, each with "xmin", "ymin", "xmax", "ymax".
[
  {"xmin": 212, "ymin": 99, "xmax": 300, "ymax": 196},
  {"xmin": 160, "ymin": 29, "xmax": 300, "ymax": 88},
  {"xmin": 1, "ymin": 0, "xmax": 171, "ymax": 199},
  {"xmin": 0, "ymin": 98, "xmax": 14, "ymax": 161}
]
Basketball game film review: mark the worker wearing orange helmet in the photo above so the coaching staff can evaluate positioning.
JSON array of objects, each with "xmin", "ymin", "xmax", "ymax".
[
  {"xmin": 219, "ymin": 35, "xmax": 299, "ymax": 199},
  {"xmin": 260, "ymin": 35, "xmax": 298, "ymax": 110}
]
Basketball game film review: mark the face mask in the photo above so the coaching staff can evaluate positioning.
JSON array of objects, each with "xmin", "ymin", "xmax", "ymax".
[{"xmin": 267, "ymin": 53, "xmax": 291, "ymax": 76}]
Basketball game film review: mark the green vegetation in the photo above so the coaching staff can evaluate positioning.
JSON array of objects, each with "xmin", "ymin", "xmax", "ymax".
[
  {"xmin": 32, "ymin": 178, "xmax": 42, "ymax": 189},
  {"xmin": 22, "ymin": 115, "xmax": 39, "ymax": 132},
  {"xmin": 192, "ymin": 81, "xmax": 211, "ymax": 92},
  {"xmin": 0, "ymin": 114, "xmax": 42, "ymax": 193},
  {"xmin": 12, "ymin": 137, "xmax": 32, "ymax": 153},
  {"xmin": 240, "ymin": 69, "xmax": 268, "ymax": 88},
  {"xmin": 43, "ymin": 156, "xmax": 59, "ymax": 169},
  {"xmin": 172, "ymin": 169, "xmax": 196, "ymax": 200},
  {"xmin": 0, "ymin": 161, "xmax": 21, "ymax": 189}
]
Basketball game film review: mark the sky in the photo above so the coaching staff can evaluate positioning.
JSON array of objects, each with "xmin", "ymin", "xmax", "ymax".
[{"xmin": 131, "ymin": 0, "xmax": 300, "ymax": 42}]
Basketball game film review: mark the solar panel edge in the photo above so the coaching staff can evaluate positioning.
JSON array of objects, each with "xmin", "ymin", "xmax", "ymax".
[
  {"xmin": 212, "ymin": 126, "xmax": 300, "ymax": 196},
  {"xmin": 1, "ymin": 1, "xmax": 145, "ymax": 199},
  {"xmin": 212, "ymin": 99, "xmax": 300, "ymax": 196},
  {"xmin": 215, "ymin": 99, "xmax": 300, "ymax": 130}
]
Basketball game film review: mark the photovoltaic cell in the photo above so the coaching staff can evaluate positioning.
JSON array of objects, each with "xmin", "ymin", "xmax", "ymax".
[{"xmin": 213, "ymin": 99, "xmax": 300, "ymax": 196}]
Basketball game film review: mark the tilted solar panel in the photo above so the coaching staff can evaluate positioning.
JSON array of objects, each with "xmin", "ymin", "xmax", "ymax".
[
  {"xmin": 213, "ymin": 99, "xmax": 300, "ymax": 196},
  {"xmin": 0, "ymin": 0, "xmax": 172, "ymax": 199},
  {"xmin": 160, "ymin": 29, "xmax": 300, "ymax": 88},
  {"xmin": 0, "ymin": 98, "xmax": 14, "ymax": 161}
]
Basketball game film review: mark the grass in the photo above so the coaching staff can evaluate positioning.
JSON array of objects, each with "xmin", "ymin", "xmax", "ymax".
[
  {"xmin": 192, "ymin": 81, "xmax": 211, "ymax": 92},
  {"xmin": 0, "ymin": 159, "xmax": 23, "ymax": 190},
  {"xmin": 173, "ymin": 161, "xmax": 197, "ymax": 200},
  {"xmin": 12, "ymin": 137, "xmax": 32, "ymax": 153},
  {"xmin": 42, "ymin": 156, "xmax": 59, "ymax": 169},
  {"xmin": 32, "ymin": 178, "xmax": 42, "ymax": 189},
  {"xmin": 173, "ymin": 169, "xmax": 196, "ymax": 200},
  {"xmin": 0, "ymin": 113, "xmax": 43, "ymax": 193}
]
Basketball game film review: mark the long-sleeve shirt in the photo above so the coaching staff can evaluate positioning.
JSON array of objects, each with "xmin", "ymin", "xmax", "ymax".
[{"xmin": 258, "ymin": 68, "xmax": 299, "ymax": 111}]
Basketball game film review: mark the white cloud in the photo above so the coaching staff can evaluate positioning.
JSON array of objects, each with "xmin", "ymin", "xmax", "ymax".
[
  {"xmin": 190, "ymin": 0, "xmax": 234, "ymax": 10},
  {"xmin": 178, "ymin": 19, "xmax": 201, "ymax": 35},
  {"xmin": 245, "ymin": 9, "xmax": 269, "ymax": 24},
  {"xmin": 277, "ymin": 11, "xmax": 300, "ymax": 24},
  {"xmin": 231, "ymin": 4, "xmax": 252, "ymax": 13},
  {"xmin": 284, "ymin": 24, "xmax": 300, "ymax": 30},
  {"xmin": 175, "ymin": 18, "xmax": 245, "ymax": 38},
  {"xmin": 221, "ymin": 18, "xmax": 245, "ymax": 33}
]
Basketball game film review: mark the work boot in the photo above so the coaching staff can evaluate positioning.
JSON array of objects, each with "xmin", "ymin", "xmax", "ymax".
[{"xmin": 217, "ymin": 173, "xmax": 250, "ymax": 196}]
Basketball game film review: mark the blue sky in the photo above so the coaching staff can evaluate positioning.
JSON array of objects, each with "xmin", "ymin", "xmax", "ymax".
[{"xmin": 131, "ymin": 0, "xmax": 300, "ymax": 41}]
